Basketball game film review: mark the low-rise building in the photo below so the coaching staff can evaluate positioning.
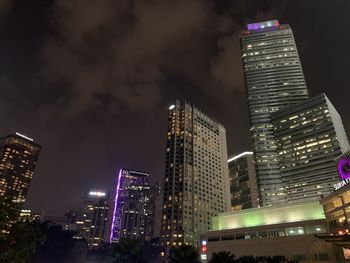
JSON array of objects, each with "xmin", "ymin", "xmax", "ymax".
[{"xmin": 203, "ymin": 201, "xmax": 336, "ymax": 262}]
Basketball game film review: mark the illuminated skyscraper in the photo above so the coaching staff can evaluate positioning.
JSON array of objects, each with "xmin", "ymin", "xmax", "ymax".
[
  {"xmin": 241, "ymin": 20, "xmax": 309, "ymax": 206},
  {"xmin": 160, "ymin": 101, "xmax": 230, "ymax": 248},
  {"xmin": 272, "ymin": 94, "xmax": 349, "ymax": 202},
  {"xmin": 0, "ymin": 132, "xmax": 41, "ymax": 205},
  {"xmin": 110, "ymin": 169, "xmax": 155, "ymax": 242},
  {"xmin": 75, "ymin": 191, "xmax": 110, "ymax": 248},
  {"xmin": 228, "ymin": 152, "xmax": 259, "ymax": 210}
]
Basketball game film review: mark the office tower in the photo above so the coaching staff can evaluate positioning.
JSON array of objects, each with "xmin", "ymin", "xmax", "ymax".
[
  {"xmin": 228, "ymin": 152, "xmax": 259, "ymax": 211},
  {"xmin": 0, "ymin": 132, "xmax": 41, "ymax": 205},
  {"xmin": 75, "ymin": 191, "xmax": 110, "ymax": 248},
  {"xmin": 241, "ymin": 20, "xmax": 309, "ymax": 206},
  {"xmin": 272, "ymin": 94, "xmax": 349, "ymax": 202},
  {"xmin": 110, "ymin": 169, "xmax": 155, "ymax": 242},
  {"xmin": 160, "ymin": 101, "xmax": 230, "ymax": 248}
]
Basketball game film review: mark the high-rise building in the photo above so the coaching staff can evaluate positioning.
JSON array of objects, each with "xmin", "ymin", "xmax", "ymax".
[
  {"xmin": 75, "ymin": 191, "xmax": 110, "ymax": 248},
  {"xmin": 110, "ymin": 169, "xmax": 155, "ymax": 242},
  {"xmin": 241, "ymin": 20, "xmax": 309, "ymax": 206},
  {"xmin": 160, "ymin": 101, "xmax": 230, "ymax": 248},
  {"xmin": 228, "ymin": 152, "xmax": 259, "ymax": 211},
  {"xmin": 0, "ymin": 132, "xmax": 41, "ymax": 205},
  {"xmin": 272, "ymin": 94, "xmax": 349, "ymax": 202}
]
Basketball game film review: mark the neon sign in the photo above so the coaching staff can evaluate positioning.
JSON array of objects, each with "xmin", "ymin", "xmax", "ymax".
[
  {"xmin": 334, "ymin": 178, "xmax": 350, "ymax": 191},
  {"xmin": 334, "ymin": 155, "xmax": 350, "ymax": 190},
  {"xmin": 338, "ymin": 156, "xmax": 350, "ymax": 180},
  {"xmin": 247, "ymin": 20, "xmax": 280, "ymax": 31}
]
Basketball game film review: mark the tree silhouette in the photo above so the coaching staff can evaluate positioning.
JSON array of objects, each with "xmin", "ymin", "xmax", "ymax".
[
  {"xmin": 109, "ymin": 238, "xmax": 147, "ymax": 263},
  {"xmin": 0, "ymin": 197, "xmax": 46, "ymax": 262},
  {"xmin": 0, "ymin": 196, "xmax": 21, "ymax": 237},
  {"xmin": 0, "ymin": 219, "xmax": 46, "ymax": 263},
  {"xmin": 209, "ymin": 251, "xmax": 236, "ymax": 263},
  {"xmin": 31, "ymin": 221, "xmax": 88, "ymax": 263},
  {"xmin": 236, "ymin": 256, "xmax": 259, "ymax": 263},
  {"xmin": 168, "ymin": 245, "xmax": 201, "ymax": 263},
  {"xmin": 85, "ymin": 238, "xmax": 163, "ymax": 263}
]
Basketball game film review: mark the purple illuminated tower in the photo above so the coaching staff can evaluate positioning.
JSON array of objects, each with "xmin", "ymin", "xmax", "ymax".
[{"xmin": 109, "ymin": 169, "xmax": 155, "ymax": 242}]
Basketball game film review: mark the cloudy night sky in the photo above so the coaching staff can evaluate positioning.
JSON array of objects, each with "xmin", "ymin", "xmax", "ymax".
[{"xmin": 0, "ymin": 0, "xmax": 349, "ymax": 216}]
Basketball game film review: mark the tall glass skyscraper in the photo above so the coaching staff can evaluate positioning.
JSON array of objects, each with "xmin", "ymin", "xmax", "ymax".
[
  {"xmin": 110, "ymin": 169, "xmax": 155, "ymax": 242},
  {"xmin": 241, "ymin": 20, "xmax": 309, "ymax": 206},
  {"xmin": 272, "ymin": 94, "xmax": 349, "ymax": 202},
  {"xmin": 160, "ymin": 101, "xmax": 230, "ymax": 248},
  {"xmin": 75, "ymin": 191, "xmax": 110, "ymax": 248},
  {"xmin": 0, "ymin": 133, "xmax": 41, "ymax": 205}
]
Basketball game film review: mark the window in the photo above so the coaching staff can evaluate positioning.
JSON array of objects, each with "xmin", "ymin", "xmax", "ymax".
[{"xmin": 208, "ymin": 237, "xmax": 220, "ymax": 242}]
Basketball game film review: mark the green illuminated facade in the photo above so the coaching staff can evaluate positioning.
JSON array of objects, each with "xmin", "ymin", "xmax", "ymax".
[
  {"xmin": 212, "ymin": 201, "xmax": 324, "ymax": 231},
  {"xmin": 206, "ymin": 201, "xmax": 333, "ymax": 262}
]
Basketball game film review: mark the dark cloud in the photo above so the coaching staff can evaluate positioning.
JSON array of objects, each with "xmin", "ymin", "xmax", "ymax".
[
  {"xmin": 30, "ymin": 0, "xmax": 255, "ymax": 214},
  {"xmin": 41, "ymin": 0, "xmax": 275, "ymax": 117},
  {"xmin": 0, "ymin": 0, "xmax": 13, "ymax": 16},
  {"xmin": 41, "ymin": 0, "xmax": 216, "ymax": 116}
]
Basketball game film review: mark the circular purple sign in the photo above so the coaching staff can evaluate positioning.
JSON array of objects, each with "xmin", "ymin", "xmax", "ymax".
[{"xmin": 338, "ymin": 156, "xmax": 350, "ymax": 180}]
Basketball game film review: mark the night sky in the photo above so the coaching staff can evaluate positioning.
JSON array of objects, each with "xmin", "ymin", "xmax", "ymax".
[{"xmin": 1, "ymin": 0, "xmax": 349, "ymax": 216}]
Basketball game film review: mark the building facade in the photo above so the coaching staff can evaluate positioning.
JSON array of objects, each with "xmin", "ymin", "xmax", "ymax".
[
  {"xmin": 322, "ymin": 182, "xmax": 350, "ymax": 236},
  {"xmin": 160, "ymin": 101, "xmax": 230, "ymax": 248},
  {"xmin": 0, "ymin": 133, "xmax": 41, "ymax": 205},
  {"xmin": 316, "ymin": 161, "xmax": 350, "ymax": 261},
  {"xmin": 75, "ymin": 191, "xmax": 110, "ymax": 248},
  {"xmin": 110, "ymin": 169, "xmax": 155, "ymax": 242},
  {"xmin": 228, "ymin": 152, "xmax": 259, "ymax": 210},
  {"xmin": 241, "ymin": 20, "xmax": 309, "ymax": 206},
  {"xmin": 203, "ymin": 201, "xmax": 336, "ymax": 263},
  {"xmin": 321, "ymin": 152, "xmax": 350, "ymax": 235},
  {"xmin": 272, "ymin": 94, "xmax": 349, "ymax": 202},
  {"xmin": 319, "ymin": 183, "xmax": 350, "ymax": 261}
]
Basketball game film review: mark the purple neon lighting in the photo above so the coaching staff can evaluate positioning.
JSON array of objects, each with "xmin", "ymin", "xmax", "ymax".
[
  {"xmin": 338, "ymin": 157, "xmax": 350, "ymax": 180},
  {"xmin": 247, "ymin": 20, "xmax": 280, "ymax": 31},
  {"xmin": 109, "ymin": 169, "xmax": 123, "ymax": 243}
]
